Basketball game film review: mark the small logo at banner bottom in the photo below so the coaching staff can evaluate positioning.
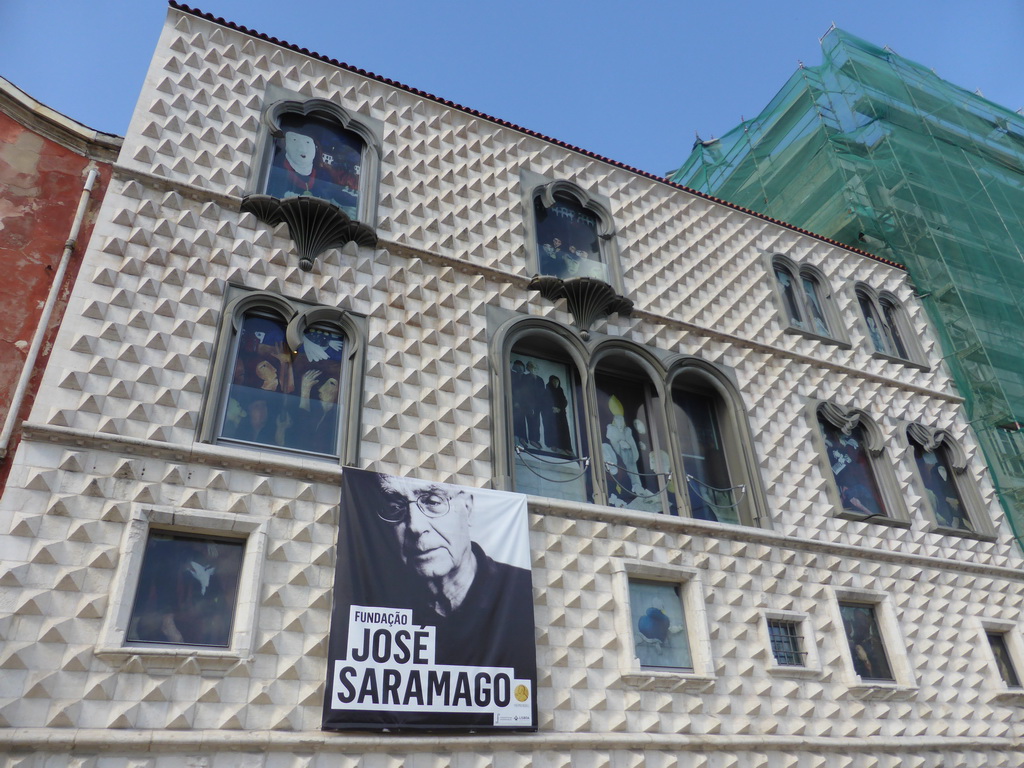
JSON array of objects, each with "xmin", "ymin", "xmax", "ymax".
[{"xmin": 514, "ymin": 684, "xmax": 530, "ymax": 702}]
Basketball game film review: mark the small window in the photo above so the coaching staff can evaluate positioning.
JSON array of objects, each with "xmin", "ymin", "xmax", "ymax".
[
  {"xmin": 252, "ymin": 95, "xmax": 382, "ymax": 226},
  {"xmin": 987, "ymin": 632, "xmax": 1022, "ymax": 688},
  {"xmin": 767, "ymin": 619, "xmax": 806, "ymax": 667},
  {"xmin": 127, "ymin": 531, "xmax": 246, "ymax": 648},
  {"xmin": 769, "ymin": 255, "xmax": 844, "ymax": 343},
  {"xmin": 521, "ymin": 172, "xmax": 623, "ymax": 293},
  {"xmin": 199, "ymin": 288, "xmax": 365, "ymax": 462},
  {"xmin": 855, "ymin": 284, "xmax": 922, "ymax": 365},
  {"xmin": 838, "ymin": 601, "xmax": 894, "ymax": 682},
  {"xmin": 628, "ymin": 579, "xmax": 692, "ymax": 671},
  {"xmin": 815, "ymin": 402, "xmax": 908, "ymax": 524}
]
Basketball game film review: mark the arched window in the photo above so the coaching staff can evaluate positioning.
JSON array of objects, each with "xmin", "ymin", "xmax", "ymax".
[
  {"xmin": 200, "ymin": 288, "xmax": 365, "ymax": 462},
  {"xmin": 506, "ymin": 331, "xmax": 591, "ymax": 504},
  {"xmin": 906, "ymin": 424, "xmax": 993, "ymax": 536},
  {"xmin": 770, "ymin": 255, "xmax": 843, "ymax": 342},
  {"xmin": 814, "ymin": 402, "xmax": 907, "ymax": 524},
  {"xmin": 855, "ymin": 284, "xmax": 922, "ymax": 365},
  {"xmin": 592, "ymin": 351, "xmax": 673, "ymax": 515},
  {"xmin": 521, "ymin": 172, "xmax": 622, "ymax": 291},
  {"xmin": 253, "ymin": 97, "xmax": 382, "ymax": 226},
  {"xmin": 669, "ymin": 362, "xmax": 768, "ymax": 527}
]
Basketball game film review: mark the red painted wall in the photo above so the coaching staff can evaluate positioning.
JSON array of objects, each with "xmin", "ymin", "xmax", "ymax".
[{"xmin": 0, "ymin": 109, "xmax": 116, "ymax": 483}]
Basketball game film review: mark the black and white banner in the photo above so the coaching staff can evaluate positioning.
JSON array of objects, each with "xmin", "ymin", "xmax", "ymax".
[{"xmin": 323, "ymin": 469, "xmax": 536, "ymax": 730}]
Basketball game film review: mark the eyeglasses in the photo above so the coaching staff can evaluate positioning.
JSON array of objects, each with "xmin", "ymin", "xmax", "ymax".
[{"xmin": 378, "ymin": 488, "xmax": 453, "ymax": 523}]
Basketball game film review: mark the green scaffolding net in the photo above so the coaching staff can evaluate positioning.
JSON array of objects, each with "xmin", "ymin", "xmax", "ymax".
[{"xmin": 670, "ymin": 27, "xmax": 1024, "ymax": 543}]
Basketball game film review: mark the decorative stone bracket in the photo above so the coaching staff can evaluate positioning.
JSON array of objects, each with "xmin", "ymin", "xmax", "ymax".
[
  {"xmin": 529, "ymin": 275, "xmax": 633, "ymax": 338},
  {"xmin": 241, "ymin": 194, "xmax": 377, "ymax": 271}
]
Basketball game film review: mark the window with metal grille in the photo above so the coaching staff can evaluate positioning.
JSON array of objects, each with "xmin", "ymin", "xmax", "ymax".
[{"xmin": 767, "ymin": 619, "xmax": 806, "ymax": 666}]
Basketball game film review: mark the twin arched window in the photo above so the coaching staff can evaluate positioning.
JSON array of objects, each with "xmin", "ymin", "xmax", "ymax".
[
  {"xmin": 499, "ymin": 319, "xmax": 767, "ymax": 526},
  {"xmin": 855, "ymin": 284, "xmax": 917, "ymax": 363},
  {"xmin": 199, "ymin": 289, "xmax": 365, "ymax": 462},
  {"xmin": 771, "ymin": 255, "xmax": 841, "ymax": 341},
  {"xmin": 906, "ymin": 424, "xmax": 990, "ymax": 534}
]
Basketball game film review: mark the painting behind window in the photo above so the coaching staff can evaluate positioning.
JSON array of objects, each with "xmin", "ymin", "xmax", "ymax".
[
  {"xmin": 127, "ymin": 532, "xmax": 245, "ymax": 647},
  {"xmin": 266, "ymin": 113, "xmax": 362, "ymax": 218},
  {"xmin": 913, "ymin": 444, "xmax": 973, "ymax": 531},
  {"xmin": 839, "ymin": 602, "xmax": 893, "ymax": 681},
  {"xmin": 510, "ymin": 353, "xmax": 588, "ymax": 503},
  {"xmin": 534, "ymin": 195, "xmax": 607, "ymax": 281},
  {"xmin": 629, "ymin": 580, "xmax": 692, "ymax": 670},
  {"xmin": 595, "ymin": 372, "xmax": 671, "ymax": 514},
  {"xmin": 819, "ymin": 418, "xmax": 887, "ymax": 518},
  {"xmin": 221, "ymin": 313, "xmax": 344, "ymax": 456}
]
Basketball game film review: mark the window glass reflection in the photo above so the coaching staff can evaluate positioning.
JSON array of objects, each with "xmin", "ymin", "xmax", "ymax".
[
  {"xmin": 819, "ymin": 417, "xmax": 888, "ymax": 518},
  {"xmin": 839, "ymin": 602, "xmax": 893, "ymax": 681},
  {"xmin": 913, "ymin": 443, "xmax": 973, "ymax": 531},
  {"xmin": 674, "ymin": 389, "xmax": 736, "ymax": 523}
]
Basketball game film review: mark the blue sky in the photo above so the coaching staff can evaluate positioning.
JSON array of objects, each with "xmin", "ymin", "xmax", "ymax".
[{"xmin": 2, "ymin": 1, "xmax": 1022, "ymax": 175}]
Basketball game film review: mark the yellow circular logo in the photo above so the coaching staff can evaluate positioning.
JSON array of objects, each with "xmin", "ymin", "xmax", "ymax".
[{"xmin": 514, "ymin": 684, "xmax": 529, "ymax": 702}]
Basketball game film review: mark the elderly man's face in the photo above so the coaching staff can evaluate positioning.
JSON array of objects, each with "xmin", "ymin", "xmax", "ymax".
[{"xmin": 378, "ymin": 476, "xmax": 473, "ymax": 580}]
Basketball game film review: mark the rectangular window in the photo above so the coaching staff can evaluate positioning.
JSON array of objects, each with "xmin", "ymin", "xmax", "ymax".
[
  {"xmin": 628, "ymin": 579, "xmax": 692, "ymax": 671},
  {"xmin": 767, "ymin": 619, "xmax": 805, "ymax": 667},
  {"xmin": 839, "ymin": 601, "xmax": 894, "ymax": 681},
  {"xmin": 987, "ymin": 632, "xmax": 1022, "ymax": 688},
  {"xmin": 127, "ymin": 531, "xmax": 246, "ymax": 648}
]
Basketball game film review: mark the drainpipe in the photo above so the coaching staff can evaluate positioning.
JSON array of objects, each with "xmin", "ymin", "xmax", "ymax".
[{"xmin": 0, "ymin": 168, "xmax": 98, "ymax": 459}]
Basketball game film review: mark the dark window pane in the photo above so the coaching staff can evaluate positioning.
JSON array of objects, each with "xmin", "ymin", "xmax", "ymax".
[
  {"xmin": 987, "ymin": 632, "xmax": 1022, "ymax": 687},
  {"xmin": 913, "ymin": 443, "xmax": 974, "ymax": 531},
  {"xmin": 535, "ymin": 194, "xmax": 607, "ymax": 281},
  {"xmin": 596, "ymin": 371, "xmax": 668, "ymax": 513},
  {"xmin": 674, "ymin": 389, "xmax": 737, "ymax": 523},
  {"xmin": 858, "ymin": 293, "xmax": 890, "ymax": 354},
  {"xmin": 510, "ymin": 350, "xmax": 590, "ymax": 503},
  {"xmin": 839, "ymin": 602, "xmax": 893, "ymax": 681},
  {"xmin": 801, "ymin": 275, "xmax": 830, "ymax": 336},
  {"xmin": 629, "ymin": 580, "xmax": 692, "ymax": 670},
  {"xmin": 221, "ymin": 313, "xmax": 344, "ymax": 456},
  {"xmin": 881, "ymin": 300, "xmax": 910, "ymax": 359},
  {"xmin": 775, "ymin": 267, "xmax": 804, "ymax": 327},
  {"xmin": 819, "ymin": 417, "xmax": 888, "ymax": 518},
  {"xmin": 127, "ymin": 532, "xmax": 245, "ymax": 647},
  {"xmin": 266, "ymin": 113, "xmax": 363, "ymax": 218},
  {"xmin": 768, "ymin": 619, "xmax": 805, "ymax": 666}
]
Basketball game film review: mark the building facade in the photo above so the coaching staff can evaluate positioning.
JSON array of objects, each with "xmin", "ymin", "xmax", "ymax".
[
  {"xmin": 1, "ymin": 6, "xmax": 1023, "ymax": 767},
  {"xmin": 670, "ymin": 27, "xmax": 1024, "ymax": 546},
  {"xmin": 0, "ymin": 76, "xmax": 120, "ymax": 486}
]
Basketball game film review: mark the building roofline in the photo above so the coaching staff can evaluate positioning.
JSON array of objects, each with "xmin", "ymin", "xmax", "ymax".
[
  {"xmin": 167, "ymin": 1, "xmax": 904, "ymax": 272},
  {"xmin": 0, "ymin": 76, "xmax": 123, "ymax": 162}
]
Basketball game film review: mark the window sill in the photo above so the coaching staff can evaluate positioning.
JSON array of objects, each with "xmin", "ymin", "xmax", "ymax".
[
  {"xmin": 837, "ymin": 510, "xmax": 912, "ymax": 528},
  {"xmin": 766, "ymin": 663, "xmax": 824, "ymax": 679},
  {"xmin": 928, "ymin": 523, "xmax": 997, "ymax": 542},
  {"xmin": 991, "ymin": 688, "xmax": 1024, "ymax": 704},
  {"xmin": 95, "ymin": 646, "xmax": 244, "ymax": 674},
  {"xmin": 869, "ymin": 351, "xmax": 930, "ymax": 372},
  {"xmin": 847, "ymin": 682, "xmax": 917, "ymax": 701},
  {"xmin": 620, "ymin": 670, "xmax": 715, "ymax": 693},
  {"xmin": 783, "ymin": 325, "xmax": 850, "ymax": 349}
]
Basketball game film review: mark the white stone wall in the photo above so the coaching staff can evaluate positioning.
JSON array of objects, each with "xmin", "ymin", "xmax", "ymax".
[{"xmin": 1, "ymin": 6, "xmax": 1023, "ymax": 767}]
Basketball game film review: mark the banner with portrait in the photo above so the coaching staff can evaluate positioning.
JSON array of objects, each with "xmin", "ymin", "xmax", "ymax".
[{"xmin": 323, "ymin": 468, "xmax": 537, "ymax": 731}]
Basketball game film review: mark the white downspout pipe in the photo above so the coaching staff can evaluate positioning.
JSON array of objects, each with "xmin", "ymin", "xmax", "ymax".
[{"xmin": 0, "ymin": 167, "xmax": 98, "ymax": 459}]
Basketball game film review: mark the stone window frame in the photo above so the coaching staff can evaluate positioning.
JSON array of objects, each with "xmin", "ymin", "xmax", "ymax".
[
  {"xmin": 197, "ymin": 285, "xmax": 366, "ymax": 464},
  {"xmin": 902, "ymin": 422, "xmax": 997, "ymax": 539},
  {"xmin": 248, "ymin": 87, "xmax": 384, "ymax": 228},
  {"xmin": 520, "ymin": 169, "xmax": 625, "ymax": 294},
  {"xmin": 612, "ymin": 560, "xmax": 715, "ymax": 692},
  {"xmin": 489, "ymin": 312, "xmax": 771, "ymax": 527},
  {"xmin": 830, "ymin": 587, "xmax": 918, "ymax": 700},
  {"xmin": 759, "ymin": 608, "xmax": 824, "ymax": 678},
  {"xmin": 853, "ymin": 283, "xmax": 928, "ymax": 369},
  {"xmin": 766, "ymin": 253, "xmax": 849, "ymax": 347},
  {"xmin": 809, "ymin": 400, "xmax": 911, "ymax": 527},
  {"xmin": 96, "ymin": 504, "xmax": 268, "ymax": 671},
  {"xmin": 977, "ymin": 618, "xmax": 1024, "ymax": 702}
]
